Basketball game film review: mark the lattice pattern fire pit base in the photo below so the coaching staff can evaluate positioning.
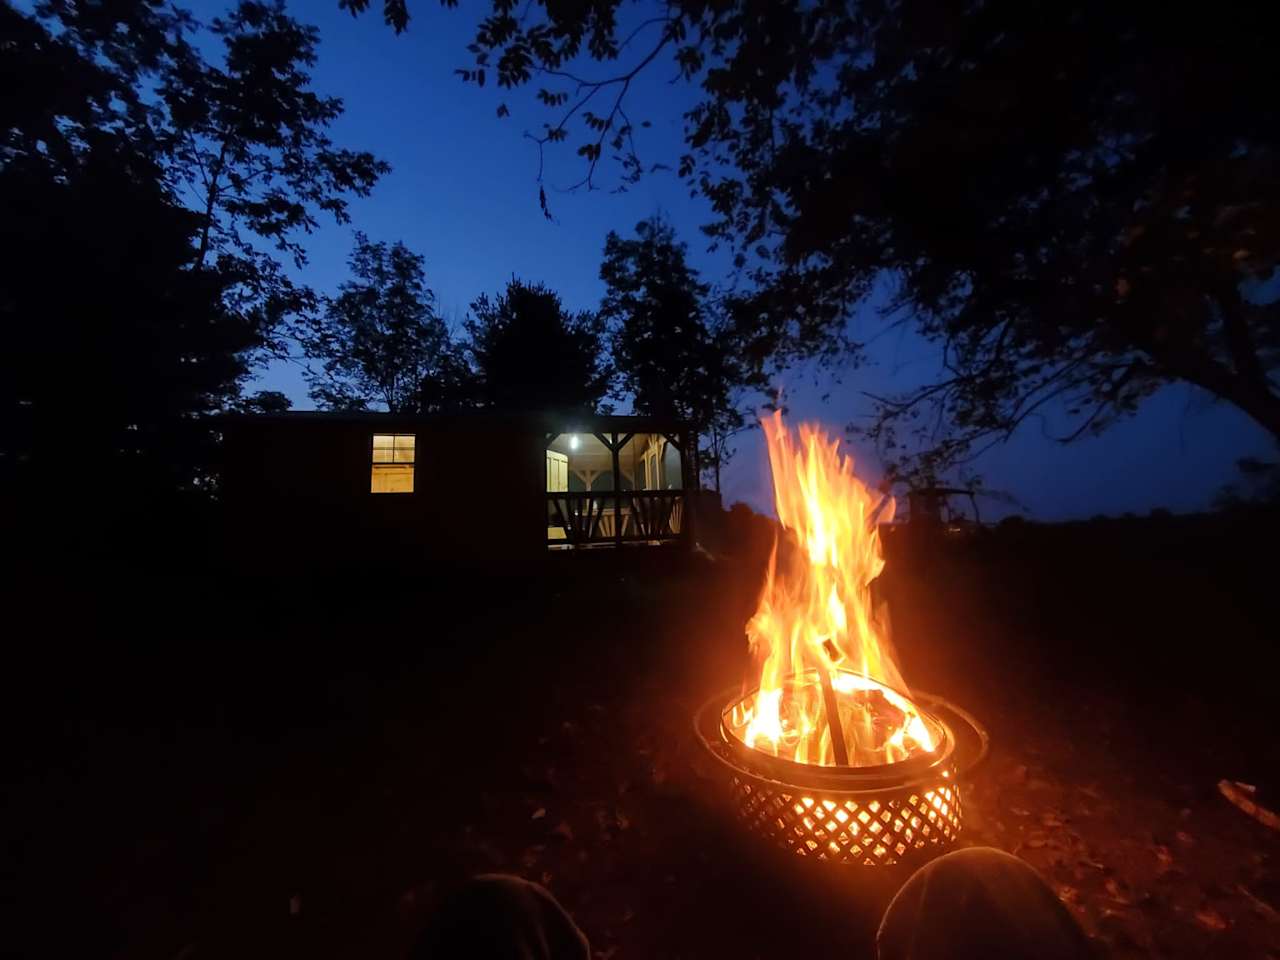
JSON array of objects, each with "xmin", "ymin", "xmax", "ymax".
[
  {"xmin": 729, "ymin": 774, "xmax": 961, "ymax": 866},
  {"xmin": 697, "ymin": 685, "xmax": 977, "ymax": 869}
]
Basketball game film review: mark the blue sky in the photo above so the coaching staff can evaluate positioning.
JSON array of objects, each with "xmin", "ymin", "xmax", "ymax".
[{"xmin": 210, "ymin": 1, "xmax": 1274, "ymax": 520}]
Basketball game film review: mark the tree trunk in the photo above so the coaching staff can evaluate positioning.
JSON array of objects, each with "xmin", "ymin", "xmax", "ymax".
[
  {"xmin": 196, "ymin": 141, "xmax": 230, "ymax": 269},
  {"xmin": 1142, "ymin": 300, "xmax": 1280, "ymax": 445},
  {"xmin": 1220, "ymin": 382, "xmax": 1280, "ymax": 444},
  {"xmin": 1169, "ymin": 356, "xmax": 1280, "ymax": 444}
]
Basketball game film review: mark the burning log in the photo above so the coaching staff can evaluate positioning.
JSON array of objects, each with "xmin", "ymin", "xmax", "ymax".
[
  {"xmin": 695, "ymin": 412, "xmax": 985, "ymax": 867},
  {"xmin": 700, "ymin": 673, "xmax": 964, "ymax": 866},
  {"xmin": 818, "ymin": 664, "xmax": 850, "ymax": 767}
]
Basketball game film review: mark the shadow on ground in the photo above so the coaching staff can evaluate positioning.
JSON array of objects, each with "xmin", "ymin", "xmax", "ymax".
[{"xmin": 4, "ymin": 510, "xmax": 1280, "ymax": 958}]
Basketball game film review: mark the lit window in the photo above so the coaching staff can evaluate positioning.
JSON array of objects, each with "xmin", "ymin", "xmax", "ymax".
[{"xmin": 371, "ymin": 433, "xmax": 414, "ymax": 493}]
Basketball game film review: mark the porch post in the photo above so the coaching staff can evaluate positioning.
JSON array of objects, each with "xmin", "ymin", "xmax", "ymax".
[{"xmin": 611, "ymin": 432, "xmax": 622, "ymax": 549}]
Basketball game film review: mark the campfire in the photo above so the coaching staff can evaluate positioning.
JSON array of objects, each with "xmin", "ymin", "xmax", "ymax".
[{"xmin": 698, "ymin": 412, "xmax": 975, "ymax": 867}]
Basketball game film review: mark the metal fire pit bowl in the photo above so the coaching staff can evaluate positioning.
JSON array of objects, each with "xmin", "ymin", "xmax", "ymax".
[{"xmin": 695, "ymin": 677, "xmax": 988, "ymax": 868}]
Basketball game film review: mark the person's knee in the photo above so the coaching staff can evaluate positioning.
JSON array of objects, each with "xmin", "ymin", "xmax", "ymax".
[
  {"xmin": 409, "ymin": 873, "xmax": 589, "ymax": 960},
  {"xmin": 878, "ymin": 847, "xmax": 1093, "ymax": 960}
]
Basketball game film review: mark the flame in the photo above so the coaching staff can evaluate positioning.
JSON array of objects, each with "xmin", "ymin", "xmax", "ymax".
[{"xmin": 732, "ymin": 411, "xmax": 935, "ymax": 767}]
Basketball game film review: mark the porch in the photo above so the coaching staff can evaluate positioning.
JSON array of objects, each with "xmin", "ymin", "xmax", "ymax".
[{"xmin": 545, "ymin": 426, "xmax": 691, "ymax": 548}]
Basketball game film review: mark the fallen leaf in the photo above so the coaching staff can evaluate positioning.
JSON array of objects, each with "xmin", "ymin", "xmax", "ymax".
[
  {"xmin": 1175, "ymin": 831, "xmax": 1195, "ymax": 845},
  {"xmin": 531, "ymin": 807, "xmax": 546, "ymax": 820},
  {"xmin": 1194, "ymin": 908, "xmax": 1229, "ymax": 931},
  {"xmin": 553, "ymin": 821, "xmax": 574, "ymax": 842},
  {"xmin": 1010, "ymin": 807, "xmax": 1032, "ymax": 817},
  {"xmin": 1153, "ymin": 844, "xmax": 1173, "ymax": 871},
  {"xmin": 1105, "ymin": 878, "xmax": 1131, "ymax": 905},
  {"xmin": 1041, "ymin": 811, "xmax": 1066, "ymax": 828},
  {"xmin": 1057, "ymin": 886, "xmax": 1079, "ymax": 905}
]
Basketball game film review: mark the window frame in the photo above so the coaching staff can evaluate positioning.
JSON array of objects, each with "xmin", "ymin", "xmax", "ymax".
[{"xmin": 370, "ymin": 432, "xmax": 416, "ymax": 494}]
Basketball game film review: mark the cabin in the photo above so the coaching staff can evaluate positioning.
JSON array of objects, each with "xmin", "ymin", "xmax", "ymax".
[{"xmin": 221, "ymin": 411, "xmax": 696, "ymax": 571}]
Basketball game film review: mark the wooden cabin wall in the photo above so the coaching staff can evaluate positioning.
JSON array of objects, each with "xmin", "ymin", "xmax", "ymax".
[{"xmin": 221, "ymin": 418, "xmax": 544, "ymax": 573}]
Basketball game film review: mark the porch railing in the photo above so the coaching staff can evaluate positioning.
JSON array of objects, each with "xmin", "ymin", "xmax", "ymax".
[{"xmin": 546, "ymin": 490, "xmax": 685, "ymax": 546}]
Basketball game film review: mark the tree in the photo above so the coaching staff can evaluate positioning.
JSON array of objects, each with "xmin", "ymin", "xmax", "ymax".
[
  {"xmin": 349, "ymin": 0, "xmax": 1280, "ymax": 478},
  {"xmin": 1, "ymin": 146, "xmax": 249, "ymax": 497},
  {"xmin": 42, "ymin": 0, "xmax": 389, "ymax": 361},
  {"xmin": 600, "ymin": 217, "xmax": 756, "ymax": 492},
  {"xmin": 464, "ymin": 280, "xmax": 611, "ymax": 416},
  {"xmin": 3, "ymin": 1, "xmax": 389, "ymax": 513},
  {"xmin": 300, "ymin": 233, "xmax": 459, "ymax": 413},
  {"xmin": 1, "ymin": 6, "xmax": 252, "ymax": 508}
]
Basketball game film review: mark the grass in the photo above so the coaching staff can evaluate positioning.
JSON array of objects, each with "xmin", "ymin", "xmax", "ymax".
[{"xmin": 4, "ymin": 509, "xmax": 1280, "ymax": 958}]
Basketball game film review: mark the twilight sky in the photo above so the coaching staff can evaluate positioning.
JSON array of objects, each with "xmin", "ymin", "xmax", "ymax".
[{"xmin": 223, "ymin": 1, "xmax": 1275, "ymax": 520}]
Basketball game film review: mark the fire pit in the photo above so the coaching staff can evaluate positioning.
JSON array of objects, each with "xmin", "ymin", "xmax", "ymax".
[
  {"xmin": 696, "ymin": 675, "xmax": 981, "ymax": 867},
  {"xmin": 696, "ymin": 412, "xmax": 985, "ymax": 868}
]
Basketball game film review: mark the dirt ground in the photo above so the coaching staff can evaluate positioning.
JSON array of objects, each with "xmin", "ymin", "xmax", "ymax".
[{"xmin": 5, "ymin": 511, "xmax": 1280, "ymax": 958}]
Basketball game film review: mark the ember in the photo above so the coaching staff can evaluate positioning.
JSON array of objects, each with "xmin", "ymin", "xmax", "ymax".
[{"xmin": 699, "ymin": 412, "xmax": 978, "ymax": 866}]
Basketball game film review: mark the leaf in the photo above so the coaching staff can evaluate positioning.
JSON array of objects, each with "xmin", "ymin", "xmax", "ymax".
[
  {"xmin": 1194, "ymin": 908, "xmax": 1228, "ymax": 931},
  {"xmin": 496, "ymin": 103, "xmax": 509, "ymax": 118}
]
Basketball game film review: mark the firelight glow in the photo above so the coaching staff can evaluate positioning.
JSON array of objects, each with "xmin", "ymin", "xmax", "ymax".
[{"xmin": 730, "ymin": 411, "xmax": 935, "ymax": 767}]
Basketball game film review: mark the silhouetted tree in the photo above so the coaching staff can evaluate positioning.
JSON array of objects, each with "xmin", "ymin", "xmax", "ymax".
[
  {"xmin": 351, "ymin": 0, "xmax": 1280, "ymax": 478},
  {"xmin": 41, "ymin": 0, "xmax": 389, "ymax": 360},
  {"xmin": 1, "ymin": 7, "xmax": 251, "ymax": 510},
  {"xmin": 600, "ymin": 217, "xmax": 756, "ymax": 491},
  {"xmin": 299, "ymin": 233, "xmax": 460, "ymax": 413},
  {"xmin": 3, "ymin": 2, "xmax": 386, "ymax": 567},
  {"xmin": 464, "ymin": 280, "xmax": 611, "ymax": 416},
  {"xmin": 231, "ymin": 390, "xmax": 293, "ymax": 415},
  {"xmin": 2, "ymin": 149, "xmax": 248, "ymax": 497},
  {"xmin": 416, "ymin": 344, "xmax": 481, "ymax": 414}
]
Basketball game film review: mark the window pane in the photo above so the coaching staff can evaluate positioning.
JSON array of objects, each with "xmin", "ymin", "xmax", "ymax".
[
  {"xmin": 617, "ymin": 433, "xmax": 666, "ymax": 490},
  {"xmin": 371, "ymin": 463, "xmax": 414, "ymax": 493},
  {"xmin": 394, "ymin": 434, "xmax": 416, "ymax": 464},
  {"xmin": 662, "ymin": 440, "xmax": 683, "ymax": 489},
  {"xmin": 372, "ymin": 433, "xmax": 396, "ymax": 463}
]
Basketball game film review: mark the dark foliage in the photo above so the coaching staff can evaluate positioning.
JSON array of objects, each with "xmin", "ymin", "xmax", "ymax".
[
  {"xmin": 600, "ymin": 216, "xmax": 758, "ymax": 490},
  {"xmin": 2, "ymin": 2, "xmax": 387, "ymax": 565},
  {"xmin": 1, "ymin": 8, "xmax": 246, "ymax": 518},
  {"xmin": 1, "ymin": 147, "xmax": 247, "ymax": 497},
  {"xmin": 352, "ymin": 0, "xmax": 1280, "ymax": 482},
  {"xmin": 298, "ymin": 233, "xmax": 464, "ymax": 413},
  {"xmin": 36, "ymin": 0, "xmax": 389, "ymax": 362},
  {"xmin": 464, "ymin": 280, "xmax": 612, "ymax": 416}
]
